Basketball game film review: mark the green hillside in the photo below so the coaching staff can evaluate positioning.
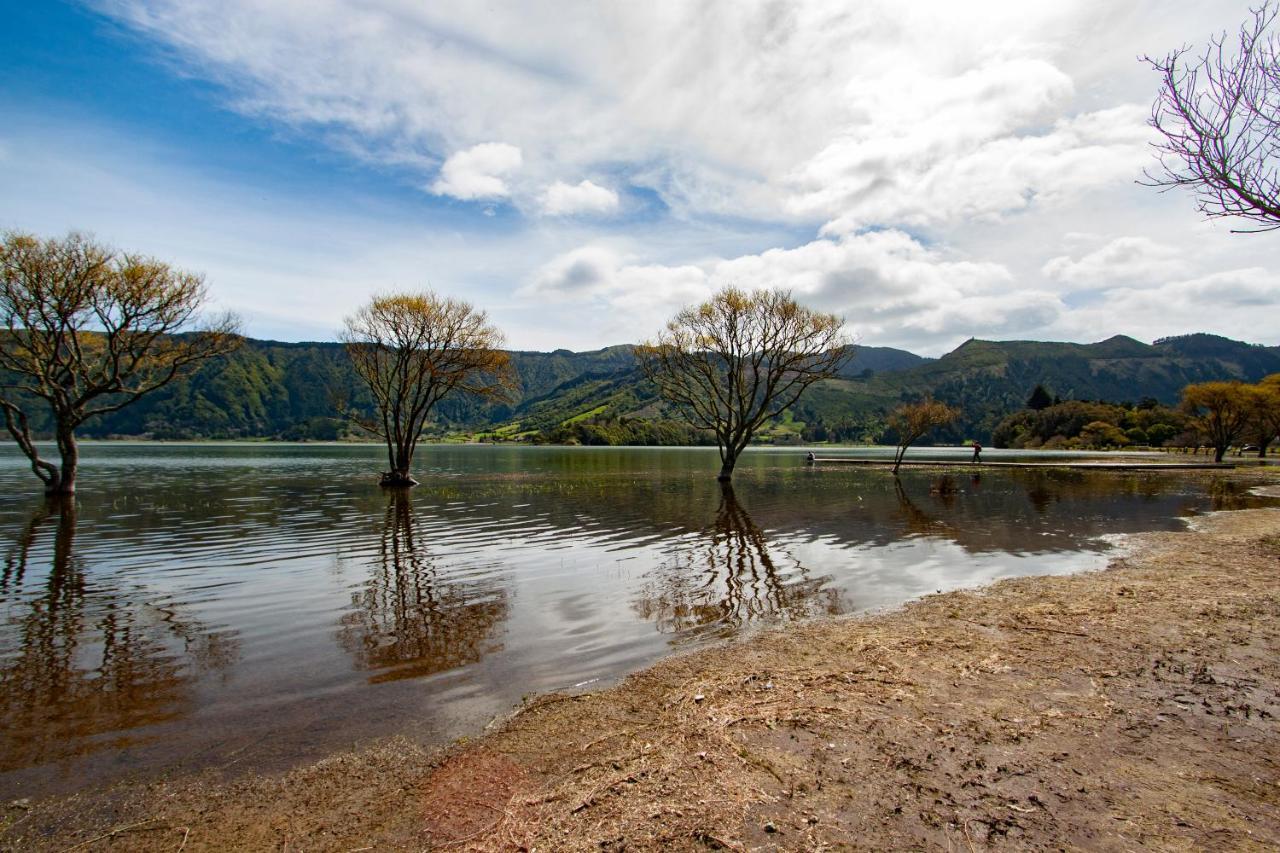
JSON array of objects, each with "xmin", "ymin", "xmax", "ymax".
[
  {"xmin": 27, "ymin": 332, "xmax": 1277, "ymax": 444},
  {"xmin": 791, "ymin": 334, "xmax": 1280, "ymax": 442},
  {"xmin": 75, "ymin": 341, "xmax": 638, "ymax": 440},
  {"xmin": 486, "ymin": 333, "xmax": 1280, "ymax": 446}
]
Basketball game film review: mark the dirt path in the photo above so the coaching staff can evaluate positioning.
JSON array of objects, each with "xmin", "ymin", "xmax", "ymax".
[{"xmin": 5, "ymin": 500, "xmax": 1279, "ymax": 851}]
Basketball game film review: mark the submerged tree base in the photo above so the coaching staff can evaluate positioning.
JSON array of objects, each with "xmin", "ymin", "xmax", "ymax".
[{"xmin": 378, "ymin": 471, "xmax": 419, "ymax": 488}]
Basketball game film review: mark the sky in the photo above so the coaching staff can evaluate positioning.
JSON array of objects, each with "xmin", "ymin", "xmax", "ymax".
[{"xmin": 1, "ymin": 0, "xmax": 1277, "ymax": 355}]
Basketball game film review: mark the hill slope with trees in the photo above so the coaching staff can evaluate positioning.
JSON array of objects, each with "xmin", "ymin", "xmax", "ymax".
[
  {"xmin": 791, "ymin": 333, "xmax": 1280, "ymax": 443},
  {"xmin": 50, "ymin": 333, "xmax": 1280, "ymax": 444}
]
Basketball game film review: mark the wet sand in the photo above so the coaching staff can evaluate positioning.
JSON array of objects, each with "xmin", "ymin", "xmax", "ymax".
[{"xmin": 3, "ymin": 482, "xmax": 1279, "ymax": 851}]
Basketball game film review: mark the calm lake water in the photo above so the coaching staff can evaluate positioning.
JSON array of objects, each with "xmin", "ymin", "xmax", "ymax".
[{"xmin": 0, "ymin": 443, "xmax": 1270, "ymax": 798}]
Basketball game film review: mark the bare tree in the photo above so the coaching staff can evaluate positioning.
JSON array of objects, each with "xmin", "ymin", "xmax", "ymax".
[
  {"xmin": 1181, "ymin": 380, "xmax": 1257, "ymax": 462},
  {"xmin": 637, "ymin": 287, "xmax": 850, "ymax": 482},
  {"xmin": 887, "ymin": 397, "xmax": 958, "ymax": 474},
  {"xmin": 341, "ymin": 291, "xmax": 513, "ymax": 487},
  {"xmin": 1143, "ymin": 3, "xmax": 1280, "ymax": 231},
  {"xmin": 0, "ymin": 231, "xmax": 241, "ymax": 495}
]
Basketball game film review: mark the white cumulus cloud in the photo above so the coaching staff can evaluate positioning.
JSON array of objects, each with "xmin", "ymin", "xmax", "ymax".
[
  {"xmin": 521, "ymin": 229, "xmax": 1066, "ymax": 354},
  {"xmin": 430, "ymin": 142, "xmax": 522, "ymax": 200},
  {"xmin": 1057, "ymin": 267, "xmax": 1280, "ymax": 344},
  {"xmin": 541, "ymin": 180, "xmax": 620, "ymax": 216},
  {"xmin": 526, "ymin": 246, "xmax": 622, "ymax": 296},
  {"xmin": 708, "ymin": 230, "xmax": 1055, "ymax": 347}
]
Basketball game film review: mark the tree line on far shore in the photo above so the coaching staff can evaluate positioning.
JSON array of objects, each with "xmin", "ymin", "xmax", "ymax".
[
  {"xmin": 872, "ymin": 375, "xmax": 1280, "ymax": 470},
  {"xmin": 991, "ymin": 379, "xmax": 1280, "ymax": 462}
]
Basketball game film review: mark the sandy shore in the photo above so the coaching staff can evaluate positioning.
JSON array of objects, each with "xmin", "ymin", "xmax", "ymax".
[{"xmin": 4, "ymin": 482, "xmax": 1279, "ymax": 851}]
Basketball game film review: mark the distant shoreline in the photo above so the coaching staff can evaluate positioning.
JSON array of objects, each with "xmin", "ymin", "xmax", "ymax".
[{"xmin": 16, "ymin": 438, "xmax": 1271, "ymax": 455}]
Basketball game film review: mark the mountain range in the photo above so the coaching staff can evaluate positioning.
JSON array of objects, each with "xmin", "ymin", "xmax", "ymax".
[{"xmin": 67, "ymin": 332, "xmax": 1280, "ymax": 444}]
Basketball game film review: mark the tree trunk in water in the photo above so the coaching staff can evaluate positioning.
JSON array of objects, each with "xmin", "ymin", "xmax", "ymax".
[
  {"xmin": 717, "ymin": 450, "xmax": 736, "ymax": 482},
  {"xmin": 49, "ymin": 430, "xmax": 78, "ymax": 495},
  {"xmin": 380, "ymin": 442, "xmax": 419, "ymax": 487},
  {"xmin": 379, "ymin": 469, "xmax": 419, "ymax": 488},
  {"xmin": 51, "ymin": 495, "xmax": 78, "ymax": 572}
]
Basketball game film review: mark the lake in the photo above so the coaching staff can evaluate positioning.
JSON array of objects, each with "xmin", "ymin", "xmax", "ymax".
[{"xmin": 0, "ymin": 443, "xmax": 1269, "ymax": 799}]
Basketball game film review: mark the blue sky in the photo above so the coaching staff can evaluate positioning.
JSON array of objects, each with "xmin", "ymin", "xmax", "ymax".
[
  {"xmin": 1, "ymin": 2, "xmax": 519, "ymax": 227},
  {"xmin": 1, "ymin": 1, "xmax": 1276, "ymax": 354}
]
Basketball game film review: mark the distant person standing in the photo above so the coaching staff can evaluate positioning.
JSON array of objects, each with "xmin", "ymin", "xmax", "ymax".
[{"xmin": 971, "ymin": 441, "xmax": 982, "ymax": 463}]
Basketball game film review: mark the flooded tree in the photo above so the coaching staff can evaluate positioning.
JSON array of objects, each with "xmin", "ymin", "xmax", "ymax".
[
  {"xmin": 0, "ymin": 231, "xmax": 241, "ymax": 494},
  {"xmin": 341, "ymin": 292, "xmax": 513, "ymax": 487},
  {"xmin": 887, "ymin": 397, "xmax": 958, "ymax": 474},
  {"xmin": 1181, "ymin": 380, "xmax": 1257, "ymax": 462},
  {"xmin": 1143, "ymin": 3, "xmax": 1280, "ymax": 231},
  {"xmin": 638, "ymin": 287, "xmax": 849, "ymax": 482}
]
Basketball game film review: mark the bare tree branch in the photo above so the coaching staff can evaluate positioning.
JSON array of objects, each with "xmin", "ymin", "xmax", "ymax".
[{"xmin": 1142, "ymin": 3, "xmax": 1280, "ymax": 231}]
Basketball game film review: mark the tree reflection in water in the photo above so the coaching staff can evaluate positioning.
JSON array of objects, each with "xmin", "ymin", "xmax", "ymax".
[
  {"xmin": 0, "ymin": 498, "xmax": 237, "ymax": 772},
  {"xmin": 635, "ymin": 484, "xmax": 839, "ymax": 640},
  {"xmin": 337, "ymin": 491, "xmax": 507, "ymax": 684},
  {"xmin": 893, "ymin": 477, "xmax": 947, "ymax": 538},
  {"xmin": 1206, "ymin": 476, "xmax": 1258, "ymax": 511}
]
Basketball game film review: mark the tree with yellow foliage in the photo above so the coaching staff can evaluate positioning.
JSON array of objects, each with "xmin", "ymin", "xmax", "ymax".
[
  {"xmin": 342, "ymin": 292, "xmax": 512, "ymax": 487},
  {"xmin": 1181, "ymin": 381, "xmax": 1257, "ymax": 462},
  {"xmin": 0, "ymin": 231, "xmax": 240, "ymax": 495},
  {"xmin": 638, "ymin": 287, "xmax": 850, "ymax": 482}
]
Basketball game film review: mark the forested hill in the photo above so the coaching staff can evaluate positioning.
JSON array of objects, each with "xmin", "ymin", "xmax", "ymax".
[
  {"xmin": 61, "ymin": 332, "xmax": 1280, "ymax": 442},
  {"xmin": 66, "ymin": 341, "xmax": 923, "ymax": 439},
  {"xmin": 791, "ymin": 333, "xmax": 1280, "ymax": 443},
  {"xmin": 77, "ymin": 340, "xmax": 641, "ymax": 439}
]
